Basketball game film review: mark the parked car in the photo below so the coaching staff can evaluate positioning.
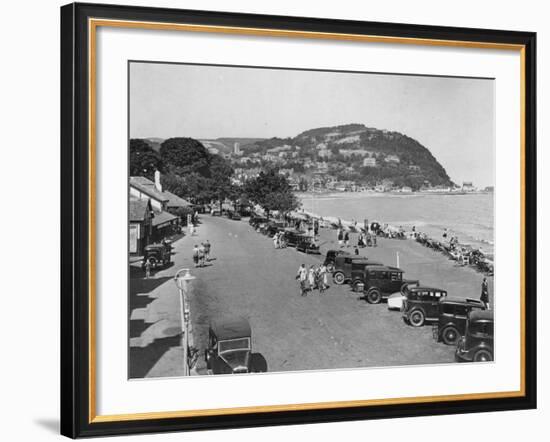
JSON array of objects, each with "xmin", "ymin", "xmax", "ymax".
[
  {"xmin": 296, "ymin": 236, "xmax": 320, "ymax": 254},
  {"xmin": 455, "ymin": 310, "xmax": 494, "ymax": 362},
  {"xmin": 263, "ymin": 221, "xmax": 286, "ymax": 237},
  {"xmin": 432, "ymin": 297, "xmax": 486, "ymax": 345},
  {"xmin": 386, "ymin": 281, "xmax": 421, "ymax": 310},
  {"xmin": 281, "ymin": 229, "xmax": 305, "ymax": 247},
  {"xmin": 401, "ymin": 286, "xmax": 447, "ymax": 326},
  {"xmin": 332, "ymin": 256, "xmax": 383, "ymax": 286},
  {"xmin": 323, "ymin": 249, "xmax": 351, "ymax": 272},
  {"xmin": 205, "ymin": 316, "xmax": 268, "ymax": 375},
  {"xmin": 227, "ymin": 210, "xmax": 242, "ymax": 220},
  {"xmin": 249, "ymin": 214, "xmax": 267, "ymax": 228},
  {"xmin": 141, "ymin": 243, "xmax": 171, "ymax": 270},
  {"xmin": 361, "ymin": 266, "xmax": 418, "ymax": 304}
]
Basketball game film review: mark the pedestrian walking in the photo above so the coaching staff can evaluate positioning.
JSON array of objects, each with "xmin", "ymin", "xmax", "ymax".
[
  {"xmin": 337, "ymin": 228, "xmax": 344, "ymax": 247},
  {"xmin": 198, "ymin": 243, "xmax": 206, "ymax": 267},
  {"xmin": 480, "ymin": 277, "xmax": 490, "ymax": 309},
  {"xmin": 273, "ymin": 232, "xmax": 280, "ymax": 249},
  {"xmin": 344, "ymin": 230, "xmax": 350, "ymax": 247},
  {"xmin": 204, "ymin": 240, "xmax": 211, "ymax": 261},
  {"xmin": 144, "ymin": 259, "xmax": 151, "ymax": 279},
  {"xmin": 318, "ymin": 264, "xmax": 328, "ymax": 292},
  {"xmin": 308, "ymin": 265, "xmax": 317, "ymax": 292},
  {"xmin": 296, "ymin": 264, "xmax": 308, "ymax": 296},
  {"xmin": 192, "ymin": 245, "xmax": 199, "ymax": 267}
]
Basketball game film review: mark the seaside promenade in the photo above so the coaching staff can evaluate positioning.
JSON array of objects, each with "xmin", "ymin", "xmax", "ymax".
[{"xmin": 129, "ymin": 214, "xmax": 494, "ymax": 378}]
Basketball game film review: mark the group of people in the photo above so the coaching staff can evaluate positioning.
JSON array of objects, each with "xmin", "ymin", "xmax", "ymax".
[
  {"xmin": 296, "ymin": 263, "xmax": 329, "ymax": 296},
  {"xmin": 192, "ymin": 241, "xmax": 211, "ymax": 267},
  {"xmin": 273, "ymin": 231, "xmax": 287, "ymax": 249},
  {"xmin": 336, "ymin": 227, "xmax": 350, "ymax": 247},
  {"xmin": 336, "ymin": 227, "xmax": 378, "ymax": 248}
]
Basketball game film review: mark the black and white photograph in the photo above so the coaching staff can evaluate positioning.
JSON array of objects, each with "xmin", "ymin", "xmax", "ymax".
[{"xmin": 128, "ymin": 61, "xmax": 495, "ymax": 379}]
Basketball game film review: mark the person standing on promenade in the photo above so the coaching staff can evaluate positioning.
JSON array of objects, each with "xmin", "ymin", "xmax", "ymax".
[
  {"xmin": 308, "ymin": 265, "xmax": 317, "ymax": 292},
  {"xmin": 344, "ymin": 230, "xmax": 350, "ymax": 247},
  {"xmin": 144, "ymin": 259, "xmax": 151, "ymax": 279},
  {"xmin": 296, "ymin": 264, "xmax": 308, "ymax": 296},
  {"xmin": 480, "ymin": 277, "xmax": 490, "ymax": 309},
  {"xmin": 319, "ymin": 264, "xmax": 328, "ymax": 292},
  {"xmin": 192, "ymin": 245, "xmax": 199, "ymax": 268},
  {"xmin": 204, "ymin": 240, "xmax": 211, "ymax": 261},
  {"xmin": 337, "ymin": 228, "xmax": 344, "ymax": 247},
  {"xmin": 198, "ymin": 243, "xmax": 206, "ymax": 267}
]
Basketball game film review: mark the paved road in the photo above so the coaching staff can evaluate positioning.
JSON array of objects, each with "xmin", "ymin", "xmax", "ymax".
[{"xmin": 129, "ymin": 214, "xmax": 493, "ymax": 377}]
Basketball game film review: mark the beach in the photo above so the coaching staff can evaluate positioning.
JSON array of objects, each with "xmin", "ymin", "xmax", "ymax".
[
  {"xmin": 129, "ymin": 214, "xmax": 494, "ymax": 377},
  {"xmin": 299, "ymin": 192, "xmax": 494, "ymax": 254}
]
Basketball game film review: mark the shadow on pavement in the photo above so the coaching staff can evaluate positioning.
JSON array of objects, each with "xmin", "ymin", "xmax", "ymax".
[{"xmin": 129, "ymin": 334, "xmax": 181, "ymax": 379}]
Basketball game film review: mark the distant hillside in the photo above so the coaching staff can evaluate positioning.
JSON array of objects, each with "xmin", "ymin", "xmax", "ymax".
[
  {"xmin": 199, "ymin": 137, "xmax": 266, "ymax": 154},
  {"xmin": 247, "ymin": 123, "xmax": 453, "ymax": 189}
]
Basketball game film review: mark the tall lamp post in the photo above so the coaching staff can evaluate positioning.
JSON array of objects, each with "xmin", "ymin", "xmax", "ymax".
[{"xmin": 174, "ymin": 268, "xmax": 196, "ymax": 376}]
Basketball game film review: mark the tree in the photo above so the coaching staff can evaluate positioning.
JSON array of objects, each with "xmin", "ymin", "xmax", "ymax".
[
  {"xmin": 159, "ymin": 138, "xmax": 212, "ymax": 176},
  {"xmin": 129, "ymin": 139, "xmax": 164, "ymax": 180},
  {"xmin": 245, "ymin": 169, "xmax": 300, "ymax": 218}
]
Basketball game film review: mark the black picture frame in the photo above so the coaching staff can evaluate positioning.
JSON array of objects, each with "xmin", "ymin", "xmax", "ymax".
[{"xmin": 61, "ymin": 2, "xmax": 537, "ymax": 438}]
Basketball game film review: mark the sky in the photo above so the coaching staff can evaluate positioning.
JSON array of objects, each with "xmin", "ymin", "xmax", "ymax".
[{"xmin": 130, "ymin": 62, "xmax": 495, "ymax": 188}]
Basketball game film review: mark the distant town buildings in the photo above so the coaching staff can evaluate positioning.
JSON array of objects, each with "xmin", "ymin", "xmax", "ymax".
[
  {"xmin": 363, "ymin": 157, "xmax": 377, "ymax": 167},
  {"xmin": 384, "ymin": 154, "xmax": 400, "ymax": 164}
]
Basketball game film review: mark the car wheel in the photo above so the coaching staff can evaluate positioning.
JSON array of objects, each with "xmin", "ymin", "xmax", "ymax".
[
  {"xmin": 442, "ymin": 326, "xmax": 460, "ymax": 345},
  {"xmin": 205, "ymin": 350, "xmax": 211, "ymax": 369},
  {"xmin": 326, "ymin": 263, "xmax": 335, "ymax": 273},
  {"xmin": 473, "ymin": 349, "xmax": 493, "ymax": 362},
  {"xmin": 409, "ymin": 309, "xmax": 425, "ymax": 327},
  {"xmin": 366, "ymin": 288, "xmax": 382, "ymax": 304},
  {"xmin": 333, "ymin": 272, "xmax": 345, "ymax": 285}
]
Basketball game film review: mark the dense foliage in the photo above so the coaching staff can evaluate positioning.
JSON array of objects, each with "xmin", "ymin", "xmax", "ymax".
[
  {"xmin": 130, "ymin": 137, "xmax": 234, "ymax": 205},
  {"xmin": 129, "ymin": 139, "xmax": 164, "ymax": 181},
  {"xmin": 244, "ymin": 169, "xmax": 300, "ymax": 217}
]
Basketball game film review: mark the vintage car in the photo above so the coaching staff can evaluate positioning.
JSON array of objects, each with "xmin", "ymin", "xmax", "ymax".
[
  {"xmin": 141, "ymin": 243, "xmax": 171, "ymax": 269},
  {"xmin": 401, "ymin": 286, "xmax": 448, "ymax": 326},
  {"xmin": 432, "ymin": 297, "xmax": 486, "ymax": 345},
  {"xmin": 360, "ymin": 266, "xmax": 417, "ymax": 304},
  {"xmin": 295, "ymin": 236, "xmax": 320, "ymax": 254},
  {"xmin": 281, "ymin": 229, "xmax": 305, "ymax": 247},
  {"xmin": 332, "ymin": 256, "xmax": 383, "ymax": 286},
  {"xmin": 249, "ymin": 214, "xmax": 267, "ymax": 228},
  {"xmin": 386, "ymin": 281, "xmax": 421, "ymax": 310},
  {"xmin": 323, "ymin": 249, "xmax": 351, "ymax": 272},
  {"xmin": 205, "ymin": 317, "xmax": 268, "ymax": 375},
  {"xmin": 455, "ymin": 310, "xmax": 494, "ymax": 362},
  {"xmin": 226, "ymin": 210, "xmax": 242, "ymax": 220},
  {"xmin": 261, "ymin": 221, "xmax": 286, "ymax": 236}
]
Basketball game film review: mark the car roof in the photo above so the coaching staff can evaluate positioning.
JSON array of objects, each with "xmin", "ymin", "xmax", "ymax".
[
  {"xmin": 210, "ymin": 316, "xmax": 251, "ymax": 340},
  {"xmin": 409, "ymin": 286, "xmax": 446, "ymax": 292},
  {"xmin": 441, "ymin": 297, "xmax": 484, "ymax": 305},
  {"xmin": 469, "ymin": 310, "xmax": 494, "ymax": 322},
  {"xmin": 366, "ymin": 265, "xmax": 403, "ymax": 272},
  {"xmin": 144, "ymin": 244, "xmax": 165, "ymax": 250}
]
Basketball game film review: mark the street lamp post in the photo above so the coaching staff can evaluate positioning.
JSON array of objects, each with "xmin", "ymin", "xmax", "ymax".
[{"xmin": 174, "ymin": 268, "xmax": 196, "ymax": 376}]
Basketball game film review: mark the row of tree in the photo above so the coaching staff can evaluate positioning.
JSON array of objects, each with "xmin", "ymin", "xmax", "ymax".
[{"xmin": 130, "ymin": 137, "xmax": 300, "ymax": 217}]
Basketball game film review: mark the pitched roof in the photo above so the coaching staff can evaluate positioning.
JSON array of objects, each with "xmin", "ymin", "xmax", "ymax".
[
  {"xmin": 151, "ymin": 210, "xmax": 178, "ymax": 227},
  {"xmin": 130, "ymin": 176, "xmax": 168, "ymax": 203},
  {"xmin": 163, "ymin": 190, "xmax": 192, "ymax": 208},
  {"xmin": 129, "ymin": 198, "xmax": 150, "ymax": 222}
]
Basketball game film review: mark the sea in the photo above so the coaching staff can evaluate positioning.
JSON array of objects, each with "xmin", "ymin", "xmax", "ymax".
[{"xmin": 299, "ymin": 192, "xmax": 494, "ymax": 255}]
